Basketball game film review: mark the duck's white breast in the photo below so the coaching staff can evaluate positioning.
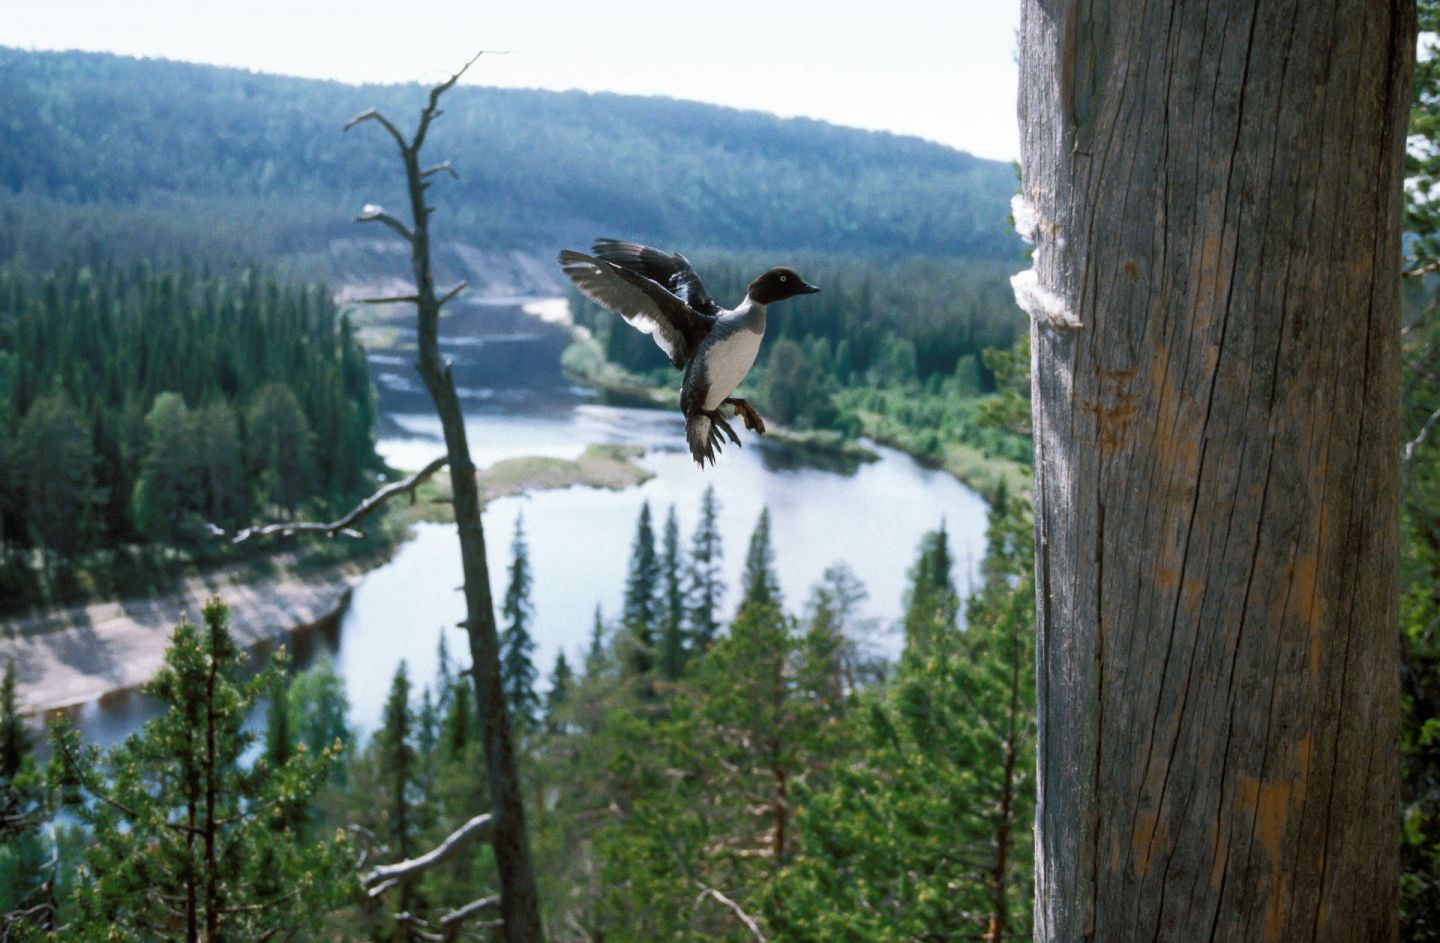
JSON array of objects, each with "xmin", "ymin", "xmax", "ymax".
[{"xmin": 700, "ymin": 326, "xmax": 763, "ymax": 410}]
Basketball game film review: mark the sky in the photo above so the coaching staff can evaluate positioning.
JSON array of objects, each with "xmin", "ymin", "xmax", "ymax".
[{"xmin": 2, "ymin": 0, "xmax": 1021, "ymax": 162}]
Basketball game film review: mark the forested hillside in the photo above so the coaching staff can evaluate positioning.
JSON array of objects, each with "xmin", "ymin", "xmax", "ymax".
[
  {"xmin": 0, "ymin": 47, "xmax": 1020, "ymax": 270},
  {"xmin": 0, "ymin": 263, "xmax": 380, "ymax": 606}
]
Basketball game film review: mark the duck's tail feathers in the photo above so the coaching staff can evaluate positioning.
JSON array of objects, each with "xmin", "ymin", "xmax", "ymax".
[{"xmin": 686, "ymin": 413, "xmax": 725, "ymax": 468}]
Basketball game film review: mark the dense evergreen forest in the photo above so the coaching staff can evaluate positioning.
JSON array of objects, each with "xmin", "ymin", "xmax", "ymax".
[
  {"xmin": 0, "ymin": 484, "xmax": 1036, "ymax": 940},
  {"xmin": 0, "ymin": 263, "xmax": 380, "ymax": 607},
  {"xmin": 0, "ymin": 47, "xmax": 1019, "ymax": 270}
]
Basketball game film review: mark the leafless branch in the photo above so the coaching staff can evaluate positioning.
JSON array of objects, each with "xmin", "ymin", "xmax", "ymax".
[
  {"xmin": 355, "ymin": 204, "xmax": 415, "ymax": 242},
  {"xmin": 440, "ymin": 896, "xmax": 501, "ymax": 930},
  {"xmin": 691, "ymin": 886, "xmax": 767, "ymax": 943},
  {"xmin": 392, "ymin": 912, "xmax": 447, "ymax": 942},
  {"xmin": 362, "ymin": 812, "xmax": 493, "ymax": 894},
  {"xmin": 215, "ymin": 455, "xmax": 447, "ymax": 543},
  {"xmin": 414, "ymin": 52, "xmax": 487, "ymax": 153},
  {"xmin": 1405, "ymin": 258, "xmax": 1440, "ymax": 279},
  {"xmin": 438, "ymin": 281, "xmax": 468, "ymax": 307},
  {"xmin": 358, "ymin": 294, "xmax": 422, "ymax": 305},
  {"xmin": 422, "ymin": 162, "xmax": 459, "ymax": 180},
  {"xmin": 343, "ymin": 109, "xmax": 407, "ymax": 151},
  {"xmin": 1406, "ymin": 406, "xmax": 1440, "ymax": 467}
]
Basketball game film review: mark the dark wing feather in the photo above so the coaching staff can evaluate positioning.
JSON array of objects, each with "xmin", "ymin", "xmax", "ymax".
[
  {"xmin": 591, "ymin": 239, "xmax": 723, "ymax": 317},
  {"xmin": 558, "ymin": 250, "xmax": 712, "ymax": 368}
]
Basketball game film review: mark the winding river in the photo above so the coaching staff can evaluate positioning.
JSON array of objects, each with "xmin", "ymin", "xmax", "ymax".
[{"xmin": 64, "ymin": 299, "xmax": 995, "ymax": 742}]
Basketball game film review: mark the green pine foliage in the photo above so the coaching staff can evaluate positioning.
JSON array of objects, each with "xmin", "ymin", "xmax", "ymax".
[
  {"xmin": 45, "ymin": 600, "xmax": 351, "ymax": 941},
  {"xmin": 774, "ymin": 496, "xmax": 1035, "ymax": 942},
  {"xmin": 0, "ymin": 263, "xmax": 379, "ymax": 569},
  {"xmin": 659, "ymin": 506, "xmax": 687, "ymax": 681},
  {"xmin": 0, "ymin": 659, "xmax": 50, "ymax": 938},
  {"xmin": 501, "ymin": 513, "xmax": 541, "ymax": 733},
  {"xmin": 902, "ymin": 520, "xmax": 961, "ymax": 653},
  {"xmin": 622, "ymin": 502, "xmax": 661, "ymax": 682},
  {"xmin": 740, "ymin": 508, "xmax": 782, "ymax": 612},
  {"xmin": 687, "ymin": 486, "xmax": 725, "ymax": 654}
]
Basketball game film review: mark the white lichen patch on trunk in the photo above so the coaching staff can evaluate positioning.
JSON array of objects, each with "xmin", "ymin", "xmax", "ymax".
[
  {"xmin": 1011, "ymin": 268, "xmax": 1083, "ymax": 330},
  {"xmin": 1012, "ymin": 192, "xmax": 1040, "ymax": 243}
]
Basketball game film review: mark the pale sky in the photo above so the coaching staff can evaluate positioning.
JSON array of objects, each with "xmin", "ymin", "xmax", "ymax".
[{"xmin": 2, "ymin": 0, "xmax": 1021, "ymax": 161}]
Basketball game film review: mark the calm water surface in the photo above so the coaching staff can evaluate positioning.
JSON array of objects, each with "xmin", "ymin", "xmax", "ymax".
[{"xmin": 63, "ymin": 302, "xmax": 995, "ymax": 741}]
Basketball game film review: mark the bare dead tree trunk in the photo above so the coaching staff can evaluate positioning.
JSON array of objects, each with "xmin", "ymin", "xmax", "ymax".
[
  {"xmin": 1017, "ymin": 3, "xmax": 1413, "ymax": 940},
  {"xmin": 346, "ymin": 57, "xmax": 544, "ymax": 942}
]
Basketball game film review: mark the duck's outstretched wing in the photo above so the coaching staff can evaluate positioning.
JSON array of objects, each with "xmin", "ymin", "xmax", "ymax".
[
  {"xmin": 558, "ymin": 250, "xmax": 716, "ymax": 368},
  {"xmin": 590, "ymin": 239, "xmax": 723, "ymax": 317}
]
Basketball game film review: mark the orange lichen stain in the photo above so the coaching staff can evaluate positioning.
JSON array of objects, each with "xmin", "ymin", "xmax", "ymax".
[
  {"xmin": 1236, "ymin": 777, "xmax": 1290, "ymax": 865},
  {"xmin": 1263, "ymin": 894, "xmax": 1286, "ymax": 942},
  {"xmin": 1233, "ymin": 736, "xmax": 1315, "ymax": 943},
  {"xmin": 1130, "ymin": 810, "xmax": 1159, "ymax": 878},
  {"xmin": 1124, "ymin": 260, "xmax": 1140, "ymax": 282},
  {"xmin": 1181, "ymin": 577, "xmax": 1205, "ymax": 613},
  {"xmin": 1290, "ymin": 556, "xmax": 1320, "ymax": 629},
  {"xmin": 1156, "ymin": 566, "xmax": 1180, "ymax": 592}
]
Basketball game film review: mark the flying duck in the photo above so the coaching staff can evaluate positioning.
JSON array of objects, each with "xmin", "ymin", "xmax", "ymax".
[{"xmin": 558, "ymin": 239, "xmax": 819, "ymax": 467}]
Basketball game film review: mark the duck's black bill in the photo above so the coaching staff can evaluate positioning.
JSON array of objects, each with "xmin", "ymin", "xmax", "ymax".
[{"xmin": 798, "ymin": 283, "xmax": 821, "ymax": 294}]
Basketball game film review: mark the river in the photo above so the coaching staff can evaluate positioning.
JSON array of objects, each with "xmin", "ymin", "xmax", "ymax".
[{"xmin": 62, "ymin": 298, "xmax": 995, "ymax": 743}]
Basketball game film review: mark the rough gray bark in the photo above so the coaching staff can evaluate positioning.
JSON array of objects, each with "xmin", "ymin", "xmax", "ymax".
[
  {"xmin": 346, "ymin": 57, "xmax": 544, "ymax": 942},
  {"xmin": 1017, "ymin": 3, "xmax": 1414, "ymax": 941}
]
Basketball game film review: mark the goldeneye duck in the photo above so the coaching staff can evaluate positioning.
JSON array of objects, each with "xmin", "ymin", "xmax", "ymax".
[{"xmin": 558, "ymin": 239, "xmax": 819, "ymax": 467}]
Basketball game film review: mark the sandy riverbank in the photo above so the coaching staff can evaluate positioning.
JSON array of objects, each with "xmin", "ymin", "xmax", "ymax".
[
  {"xmin": 0, "ymin": 554, "xmax": 370, "ymax": 714},
  {"xmin": 0, "ymin": 443, "xmax": 655, "ymax": 717}
]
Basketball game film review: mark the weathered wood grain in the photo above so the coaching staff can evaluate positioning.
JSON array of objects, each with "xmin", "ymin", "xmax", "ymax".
[{"xmin": 1017, "ymin": 3, "xmax": 1414, "ymax": 940}]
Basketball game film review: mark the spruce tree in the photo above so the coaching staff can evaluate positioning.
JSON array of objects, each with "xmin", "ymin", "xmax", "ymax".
[
  {"xmin": 740, "ymin": 507, "xmax": 781, "ymax": 612},
  {"xmin": 659, "ymin": 505, "xmax": 687, "ymax": 680},
  {"xmin": 377, "ymin": 662, "xmax": 418, "ymax": 939},
  {"xmin": 288, "ymin": 655, "xmax": 351, "ymax": 765},
  {"xmin": 14, "ymin": 387, "xmax": 95, "ymax": 565},
  {"xmin": 245, "ymin": 381, "xmax": 315, "ymax": 518},
  {"xmin": 902, "ymin": 521, "xmax": 960, "ymax": 653},
  {"xmin": 130, "ymin": 391, "xmax": 204, "ymax": 542},
  {"xmin": 0, "ymin": 657, "xmax": 48, "ymax": 932},
  {"xmin": 47, "ymin": 600, "xmax": 349, "ymax": 941},
  {"xmin": 443, "ymin": 676, "xmax": 474, "ymax": 761},
  {"xmin": 0, "ymin": 661, "xmax": 30, "ymax": 779},
  {"xmin": 544, "ymin": 651, "xmax": 575, "ymax": 736},
  {"xmin": 622, "ymin": 502, "xmax": 660, "ymax": 680},
  {"xmin": 687, "ymin": 486, "xmax": 725, "ymax": 652},
  {"xmin": 379, "ymin": 662, "xmax": 416, "ymax": 863},
  {"xmin": 584, "ymin": 606, "xmax": 609, "ymax": 680},
  {"xmin": 500, "ymin": 513, "xmax": 540, "ymax": 733}
]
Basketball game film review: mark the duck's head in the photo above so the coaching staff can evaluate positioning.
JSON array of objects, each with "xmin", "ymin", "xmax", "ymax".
[{"xmin": 748, "ymin": 267, "xmax": 820, "ymax": 305}]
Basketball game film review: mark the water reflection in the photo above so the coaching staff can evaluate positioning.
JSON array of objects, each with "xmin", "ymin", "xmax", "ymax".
[{"xmin": 57, "ymin": 302, "xmax": 996, "ymax": 744}]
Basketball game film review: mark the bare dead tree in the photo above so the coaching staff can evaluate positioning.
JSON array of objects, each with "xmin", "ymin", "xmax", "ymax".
[{"xmin": 344, "ymin": 55, "xmax": 544, "ymax": 941}]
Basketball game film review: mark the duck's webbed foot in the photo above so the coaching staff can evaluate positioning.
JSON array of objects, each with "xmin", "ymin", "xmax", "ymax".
[
  {"xmin": 724, "ymin": 397, "xmax": 766, "ymax": 434},
  {"xmin": 705, "ymin": 409, "xmax": 743, "ymax": 446}
]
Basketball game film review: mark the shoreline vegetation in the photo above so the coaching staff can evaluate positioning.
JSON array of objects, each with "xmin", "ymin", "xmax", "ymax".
[
  {"xmin": 552, "ymin": 303, "xmax": 1029, "ymax": 498},
  {"xmin": 1, "ymin": 443, "xmax": 656, "ymax": 716}
]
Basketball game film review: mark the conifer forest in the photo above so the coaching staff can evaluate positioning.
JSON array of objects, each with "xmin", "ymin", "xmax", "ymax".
[{"xmin": 1, "ymin": 2, "xmax": 1439, "ymax": 941}]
